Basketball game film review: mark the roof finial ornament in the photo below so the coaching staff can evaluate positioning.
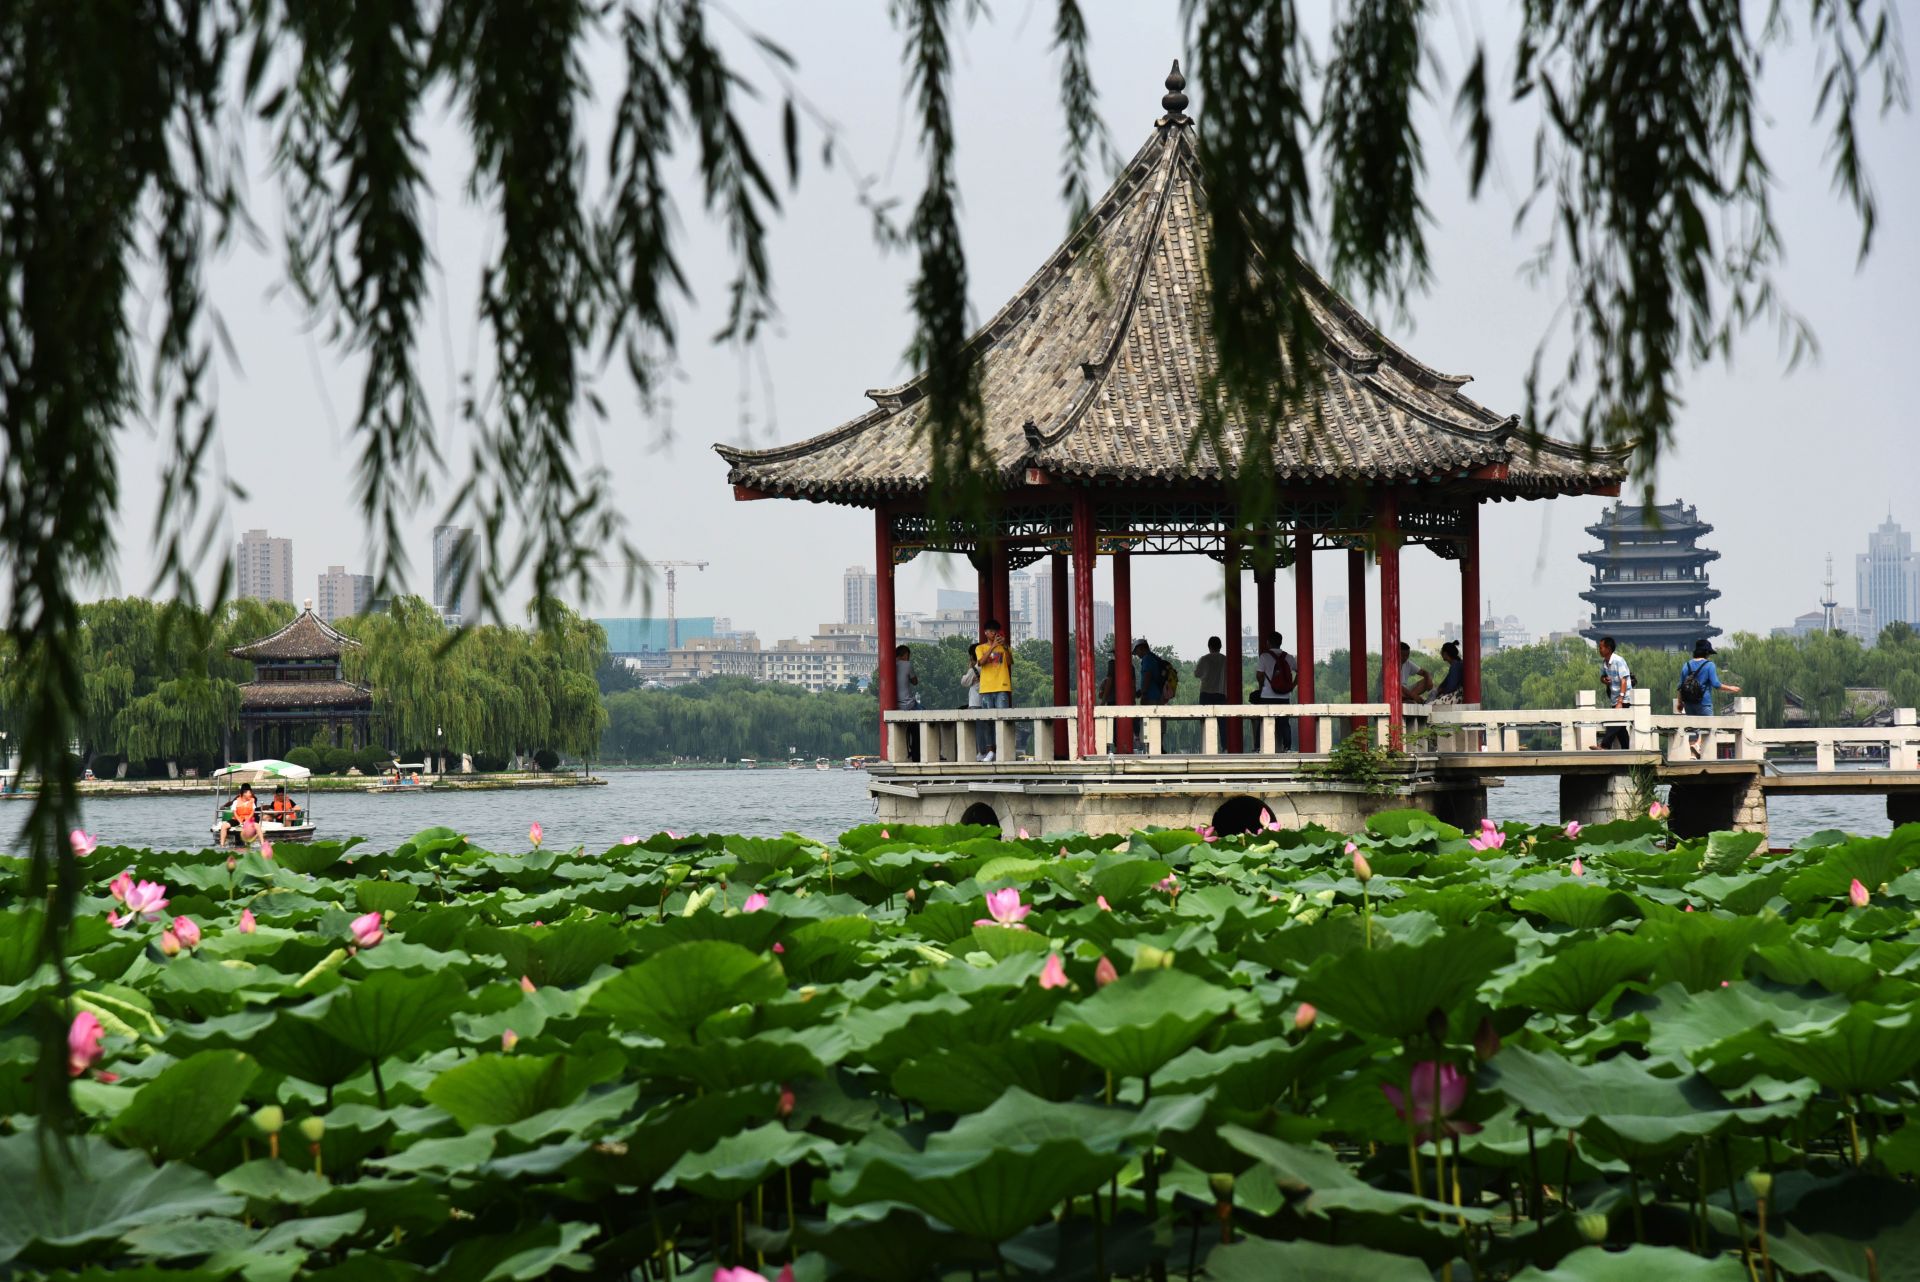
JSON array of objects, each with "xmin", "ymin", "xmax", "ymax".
[{"xmin": 1160, "ymin": 59, "xmax": 1190, "ymax": 126}]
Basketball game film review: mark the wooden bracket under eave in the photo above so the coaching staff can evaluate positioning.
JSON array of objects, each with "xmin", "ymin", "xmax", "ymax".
[{"xmin": 732, "ymin": 484, "xmax": 775, "ymax": 501}]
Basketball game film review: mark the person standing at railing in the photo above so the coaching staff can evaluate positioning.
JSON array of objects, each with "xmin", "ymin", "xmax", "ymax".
[
  {"xmin": 1596, "ymin": 636, "xmax": 1633, "ymax": 750},
  {"xmin": 893, "ymin": 644, "xmax": 921, "ymax": 759},
  {"xmin": 1255, "ymin": 631, "xmax": 1297, "ymax": 750},
  {"xmin": 1678, "ymin": 639, "xmax": 1739, "ymax": 759},
  {"xmin": 963, "ymin": 656, "xmax": 988, "ymax": 759},
  {"xmin": 1132, "ymin": 639, "xmax": 1173, "ymax": 753},
  {"xmin": 974, "ymin": 619, "xmax": 1013, "ymax": 763},
  {"xmin": 1194, "ymin": 636, "xmax": 1228, "ymax": 748}
]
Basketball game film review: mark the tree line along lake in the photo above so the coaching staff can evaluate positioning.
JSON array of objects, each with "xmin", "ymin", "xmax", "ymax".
[{"xmin": 4, "ymin": 768, "xmax": 1892, "ymax": 855}]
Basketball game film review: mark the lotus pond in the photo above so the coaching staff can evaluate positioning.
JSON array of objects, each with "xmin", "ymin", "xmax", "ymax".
[{"xmin": 5, "ymin": 813, "xmax": 1920, "ymax": 1281}]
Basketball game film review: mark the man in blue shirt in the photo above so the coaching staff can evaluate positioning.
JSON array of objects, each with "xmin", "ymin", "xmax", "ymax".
[
  {"xmin": 1596, "ymin": 636, "xmax": 1632, "ymax": 750},
  {"xmin": 1678, "ymin": 639, "xmax": 1741, "ymax": 758}
]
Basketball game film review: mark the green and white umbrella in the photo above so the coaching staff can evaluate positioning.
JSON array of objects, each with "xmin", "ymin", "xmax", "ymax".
[{"xmin": 213, "ymin": 759, "xmax": 312, "ymax": 781}]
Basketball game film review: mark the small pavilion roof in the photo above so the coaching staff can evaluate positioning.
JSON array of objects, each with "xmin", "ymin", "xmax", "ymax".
[
  {"xmin": 238, "ymin": 680, "xmax": 373, "ymax": 711},
  {"xmin": 717, "ymin": 65, "xmax": 1626, "ymax": 506},
  {"xmin": 229, "ymin": 606, "xmax": 360, "ymax": 662}
]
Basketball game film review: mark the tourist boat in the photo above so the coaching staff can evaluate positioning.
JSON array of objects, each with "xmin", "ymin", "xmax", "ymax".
[
  {"xmin": 844, "ymin": 755, "xmax": 879, "ymax": 770},
  {"xmin": 738, "ymin": 757, "xmax": 757, "ymax": 769},
  {"xmin": 814, "ymin": 757, "xmax": 831, "ymax": 770},
  {"xmin": 209, "ymin": 759, "xmax": 316, "ymax": 846},
  {"xmin": 371, "ymin": 760, "xmax": 433, "ymax": 793},
  {"xmin": 786, "ymin": 758, "xmax": 804, "ymax": 770}
]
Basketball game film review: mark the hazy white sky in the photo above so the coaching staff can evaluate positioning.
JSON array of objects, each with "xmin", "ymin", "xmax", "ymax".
[{"xmin": 105, "ymin": 1, "xmax": 1918, "ymax": 646}]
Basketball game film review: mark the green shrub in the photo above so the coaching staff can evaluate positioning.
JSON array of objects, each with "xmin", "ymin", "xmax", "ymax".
[
  {"xmin": 355, "ymin": 746, "xmax": 392, "ymax": 776},
  {"xmin": 533, "ymin": 747, "xmax": 561, "ymax": 772},
  {"xmin": 87, "ymin": 753, "xmax": 120, "ymax": 779},
  {"xmin": 320, "ymin": 747, "xmax": 356, "ymax": 775},
  {"xmin": 471, "ymin": 751, "xmax": 508, "ymax": 773},
  {"xmin": 284, "ymin": 746, "xmax": 323, "ymax": 773}
]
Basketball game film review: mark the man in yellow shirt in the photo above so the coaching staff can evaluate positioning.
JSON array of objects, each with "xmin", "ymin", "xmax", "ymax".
[{"xmin": 974, "ymin": 619, "xmax": 1013, "ymax": 762}]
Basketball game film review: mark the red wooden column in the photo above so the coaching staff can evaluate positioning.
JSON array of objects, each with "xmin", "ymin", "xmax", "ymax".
[
  {"xmin": 1071, "ymin": 495, "xmax": 1098, "ymax": 758},
  {"xmin": 976, "ymin": 560, "xmax": 992, "ymax": 642},
  {"xmin": 1224, "ymin": 537, "xmax": 1243, "ymax": 753},
  {"xmin": 1378, "ymin": 494, "xmax": 1404, "ymax": 750},
  {"xmin": 1254, "ymin": 565, "xmax": 1276, "ymax": 653},
  {"xmin": 1347, "ymin": 547, "xmax": 1368, "ymax": 737},
  {"xmin": 1112, "ymin": 544, "xmax": 1135, "ymax": 753},
  {"xmin": 1293, "ymin": 529, "xmax": 1316, "ymax": 751},
  {"xmin": 875, "ymin": 509, "xmax": 897, "ymax": 754},
  {"xmin": 1461, "ymin": 502, "xmax": 1483, "ymax": 702},
  {"xmin": 1050, "ymin": 550, "xmax": 1070, "ymax": 756}
]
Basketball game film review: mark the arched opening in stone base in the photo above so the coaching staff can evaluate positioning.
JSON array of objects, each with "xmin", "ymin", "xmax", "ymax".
[
  {"xmin": 959, "ymin": 801, "xmax": 1001, "ymax": 832},
  {"xmin": 1210, "ymin": 795, "xmax": 1273, "ymax": 837}
]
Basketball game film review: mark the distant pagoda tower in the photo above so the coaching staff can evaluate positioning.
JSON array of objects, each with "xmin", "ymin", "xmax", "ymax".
[{"xmin": 1579, "ymin": 500, "xmax": 1721, "ymax": 651}]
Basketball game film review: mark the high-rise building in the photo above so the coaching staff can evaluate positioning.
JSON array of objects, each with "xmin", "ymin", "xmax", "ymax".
[
  {"xmin": 1578, "ymin": 500, "xmax": 1721, "ymax": 651},
  {"xmin": 842, "ymin": 565, "xmax": 877, "ymax": 627},
  {"xmin": 316, "ymin": 566, "xmax": 372, "ymax": 623},
  {"xmin": 1029, "ymin": 566, "xmax": 1054, "ymax": 643},
  {"xmin": 1857, "ymin": 514, "xmax": 1918, "ymax": 632},
  {"xmin": 432, "ymin": 525, "xmax": 474, "ymax": 624},
  {"xmin": 1008, "ymin": 569, "xmax": 1034, "ymax": 642},
  {"xmin": 236, "ymin": 529, "xmax": 293, "ymax": 604},
  {"xmin": 1317, "ymin": 595, "xmax": 1346, "ymax": 661}
]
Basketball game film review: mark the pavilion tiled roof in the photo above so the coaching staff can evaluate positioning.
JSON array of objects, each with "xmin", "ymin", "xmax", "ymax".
[
  {"xmin": 237, "ymin": 680, "xmax": 373, "ymax": 710},
  {"xmin": 229, "ymin": 608, "xmax": 360, "ymax": 662},
  {"xmin": 717, "ymin": 85, "xmax": 1626, "ymax": 505}
]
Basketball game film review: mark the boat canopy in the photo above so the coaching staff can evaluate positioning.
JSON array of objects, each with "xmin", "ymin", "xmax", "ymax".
[{"xmin": 214, "ymin": 759, "xmax": 312, "ymax": 782}]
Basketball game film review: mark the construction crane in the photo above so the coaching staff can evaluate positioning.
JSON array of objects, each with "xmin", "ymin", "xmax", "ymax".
[{"xmin": 589, "ymin": 559, "xmax": 709, "ymax": 648}]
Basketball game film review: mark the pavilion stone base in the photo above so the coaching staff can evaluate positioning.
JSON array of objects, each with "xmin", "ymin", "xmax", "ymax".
[
  {"xmin": 1560, "ymin": 773, "xmax": 1645, "ymax": 829},
  {"xmin": 871, "ymin": 770, "xmax": 1484, "ymax": 839},
  {"xmin": 1666, "ymin": 776, "xmax": 1768, "ymax": 839},
  {"xmin": 1891, "ymin": 794, "xmax": 1920, "ymax": 829}
]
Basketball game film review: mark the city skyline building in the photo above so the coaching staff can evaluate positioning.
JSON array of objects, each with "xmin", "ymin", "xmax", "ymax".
[
  {"xmin": 1316, "ymin": 595, "xmax": 1345, "ymax": 661},
  {"xmin": 1029, "ymin": 566, "xmax": 1055, "ymax": 643},
  {"xmin": 1773, "ymin": 606, "xmax": 1878, "ymax": 644},
  {"xmin": 315, "ymin": 565, "xmax": 372, "ymax": 623},
  {"xmin": 432, "ymin": 525, "xmax": 474, "ymax": 624},
  {"xmin": 236, "ymin": 528, "xmax": 293, "ymax": 604},
  {"xmin": 1579, "ymin": 500, "xmax": 1722, "ymax": 651},
  {"xmin": 842, "ymin": 565, "xmax": 877, "ymax": 627},
  {"xmin": 1857, "ymin": 514, "xmax": 1919, "ymax": 631}
]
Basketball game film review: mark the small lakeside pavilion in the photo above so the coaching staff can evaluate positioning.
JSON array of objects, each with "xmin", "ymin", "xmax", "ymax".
[
  {"xmin": 230, "ymin": 603, "xmax": 374, "ymax": 760},
  {"xmin": 718, "ymin": 64, "xmax": 1625, "ymax": 766}
]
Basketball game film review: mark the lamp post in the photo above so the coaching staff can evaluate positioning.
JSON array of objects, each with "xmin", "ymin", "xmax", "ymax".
[{"xmin": 436, "ymin": 726, "xmax": 443, "ymax": 779}]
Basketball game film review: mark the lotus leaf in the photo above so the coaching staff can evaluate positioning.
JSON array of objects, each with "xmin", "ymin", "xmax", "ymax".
[
  {"xmin": 1294, "ymin": 926, "xmax": 1514, "ymax": 1039},
  {"xmin": 107, "ymin": 1049, "xmax": 259, "ymax": 1160},
  {"xmin": 0, "ymin": 1130, "xmax": 241, "ymax": 1266},
  {"xmin": 587, "ymin": 939, "xmax": 785, "ymax": 1042},
  {"xmin": 1031, "ymin": 967, "xmax": 1233, "ymax": 1079}
]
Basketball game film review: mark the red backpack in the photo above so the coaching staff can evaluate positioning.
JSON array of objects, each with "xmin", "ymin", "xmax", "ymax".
[{"xmin": 1265, "ymin": 650, "xmax": 1297, "ymax": 695}]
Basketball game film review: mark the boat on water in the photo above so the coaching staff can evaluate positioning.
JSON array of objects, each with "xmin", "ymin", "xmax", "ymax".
[
  {"xmin": 371, "ymin": 760, "xmax": 434, "ymax": 793},
  {"xmin": 739, "ymin": 757, "xmax": 758, "ymax": 769},
  {"xmin": 814, "ymin": 757, "xmax": 831, "ymax": 770},
  {"xmin": 209, "ymin": 759, "xmax": 316, "ymax": 846},
  {"xmin": 844, "ymin": 754, "xmax": 879, "ymax": 771},
  {"xmin": 786, "ymin": 758, "xmax": 804, "ymax": 770}
]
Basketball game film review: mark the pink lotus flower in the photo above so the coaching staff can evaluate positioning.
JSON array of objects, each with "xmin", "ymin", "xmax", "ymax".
[
  {"xmin": 501, "ymin": 1029, "xmax": 519, "ymax": 1053},
  {"xmin": 349, "ymin": 911, "xmax": 384, "ymax": 948},
  {"xmin": 742, "ymin": 892, "xmax": 769, "ymax": 914},
  {"xmin": 1468, "ymin": 818, "xmax": 1506, "ymax": 852},
  {"xmin": 1094, "ymin": 955, "xmax": 1119, "ymax": 987},
  {"xmin": 1038, "ymin": 954, "xmax": 1069, "ymax": 989},
  {"xmin": 1197, "ymin": 824, "xmax": 1217, "ymax": 843},
  {"xmin": 1017, "ymin": 827, "xmax": 1031, "ymax": 839},
  {"xmin": 240, "ymin": 819, "xmax": 259, "ymax": 843},
  {"xmin": 1564, "ymin": 820, "xmax": 1582, "ymax": 839},
  {"xmin": 519, "ymin": 975, "xmax": 537, "ymax": 993},
  {"xmin": 1381, "ymin": 1060, "xmax": 1481, "ymax": 1141},
  {"xmin": 666, "ymin": 829, "xmax": 681, "ymax": 840},
  {"xmin": 1649, "ymin": 801, "xmax": 1669, "ymax": 821},
  {"xmin": 778, "ymin": 1084, "xmax": 796, "ymax": 1118},
  {"xmin": 238, "ymin": 908, "xmax": 257, "ymax": 933},
  {"xmin": 528, "ymin": 821, "xmax": 543, "ymax": 848},
  {"xmin": 1096, "ymin": 895, "xmax": 1113, "ymax": 912},
  {"xmin": 878, "ymin": 829, "xmax": 889, "ymax": 840},
  {"xmin": 1344, "ymin": 840, "xmax": 1359, "ymax": 856},
  {"xmin": 68, "ymin": 1011, "xmax": 103, "ymax": 1077},
  {"xmin": 260, "ymin": 836, "xmax": 274, "ymax": 862},
  {"xmin": 1570, "ymin": 857, "xmax": 1585, "ymax": 878},
  {"xmin": 714, "ymin": 1265, "xmax": 795, "ymax": 1282},
  {"xmin": 158, "ymin": 929, "xmax": 182, "ymax": 956},
  {"xmin": 1684, "ymin": 903, "xmax": 1694, "ymax": 912},
  {"xmin": 1849, "ymin": 878, "xmax": 1870, "ymax": 908},
  {"xmin": 171, "ymin": 916, "xmax": 201, "ymax": 950},
  {"xmin": 1352, "ymin": 851, "xmax": 1374, "ymax": 882},
  {"xmin": 620, "ymin": 834, "xmax": 641, "ymax": 844},
  {"xmin": 1294, "ymin": 1002, "xmax": 1318, "ymax": 1031},
  {"xmin": 1156, "ymin": 874, "xmax": 1180, "ymax": 896},
  {"xmin": 108, "ymin": 880, "xmax": 169, "ymax": 928},
  {"xmin": 1260, "ymin": 808, "xmax": 1282, "ymax": 833},
  {"xmin": 974, "ymin": 887, "xmax": 1030, "ymax": 929},
  {"xmin": 772, "ymin": 941, "xmax": 784, "ymax": 954},
  {"xmin": 108, "ymin": 872, "xmax": 133, "ymax": 903},
  {"xmin": 70, "ymin": 829, "xmax": 97, "ymax": 858}
]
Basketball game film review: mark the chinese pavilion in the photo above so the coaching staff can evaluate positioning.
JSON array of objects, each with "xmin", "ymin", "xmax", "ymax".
[
  {"xmin": 718, "ymin": 63, "xmax": 1627, "ymax": 759},
  {"xmin": 1579, "ymin": 500, "xmax": 1721, "ymax": 651},
  {"xmin": 230, "ymin": 602, "xmax": 374, "ymax": 759}
]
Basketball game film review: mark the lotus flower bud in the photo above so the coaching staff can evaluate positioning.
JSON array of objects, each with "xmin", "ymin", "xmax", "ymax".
[
  {"xmin": 1293, "ymin": 1002, "xmax": 1317, "ymax": 1030},
  {"xmin": 1576, "ymin": 1213, "xmax": 1609, "ymax": 1244},
  {"xmin": 1473, "ymin": 1015, "xmax": 1501, "ymax": 1061},
  {"xmin": 1746, "ymin": 1170, "xmax": 1773, "ymax": 1200},
  {"xmin": 519, "ymin": 975, "xmax": 537, "ymax": 993},
  {"xmin": 1207, "ymin": 1172, "xmax": 1235, "ymax": 1200},
  {"xmin": 298, "ymin": 1117, "xmax": 326, "ymax": 1144},
  {"xmin": 501, "ymin": 1029, "xmax": 519, "ymax": 1053},
  {"xmin": 1094, "ymin": 955, "xmax": 1119, "ymax": 987},
  {"xmin": 1352, "ymin": 851, "xmax": 1373, "ymax": 883},
  {"xmin": 778, "ymin": 1085, "xmax": 796, "ymax": 1118},
  {"xmin": 251, "ymin": 1105, "xmax": 285, "ymax": 1136},
  {"xmin": 1849, "ymin": 878, "xmax": 1870, "ymax": 908},
  {"xmin": 158, "ymin": 930, "xmax": 181, "ymax": 956}
]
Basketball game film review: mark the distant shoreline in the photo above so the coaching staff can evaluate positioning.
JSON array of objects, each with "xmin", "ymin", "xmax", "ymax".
[{"xmin": 2, "ymin": 772, "xmax": 608, "ymax": 799}]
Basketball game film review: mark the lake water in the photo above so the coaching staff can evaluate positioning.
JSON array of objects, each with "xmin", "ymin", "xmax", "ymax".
[{"xmin": 5, "ymin": 768, "xmax": 1896, "ymax": 853}]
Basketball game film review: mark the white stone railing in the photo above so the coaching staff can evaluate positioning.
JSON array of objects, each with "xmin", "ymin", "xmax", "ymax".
[
  {"xmin": 881, "ymin": 694, "xmax": 1920, "ymax": 770},
  {"xmin": 882, "ymin": 702, "xmax": 1430, "ymax": 764}
]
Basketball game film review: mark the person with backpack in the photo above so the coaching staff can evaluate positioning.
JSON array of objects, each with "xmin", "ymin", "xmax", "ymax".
[
  {"xmin": 1678, "ymin": 639, "xmax": 1739, "ymax": 759},
  {"xmin": 1595, "ymin": 636, "xmax": 1633, "ymax": 750},
  {"xmin": 1254, "ymin": 630, "xmax": 1297, "ymax": 751},
  {"xmin": 1132, "ymin": 639, "xmax": 1175, "ymax": 753}
]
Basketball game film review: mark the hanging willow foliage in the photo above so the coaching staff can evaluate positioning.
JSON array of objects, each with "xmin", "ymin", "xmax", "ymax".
[{"xmin": 0, "ymin": 0, "xmax": 1903, "ymax": 1127}]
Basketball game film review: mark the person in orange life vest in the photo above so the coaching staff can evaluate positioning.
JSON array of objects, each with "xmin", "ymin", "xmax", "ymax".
[
  {"xmin": 219, "ymin": 783, "xmax": 257, "ymax": 847},
  {"xmin": 268, "ymin": 784, "xmax": 300, "ymax": 825}
]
